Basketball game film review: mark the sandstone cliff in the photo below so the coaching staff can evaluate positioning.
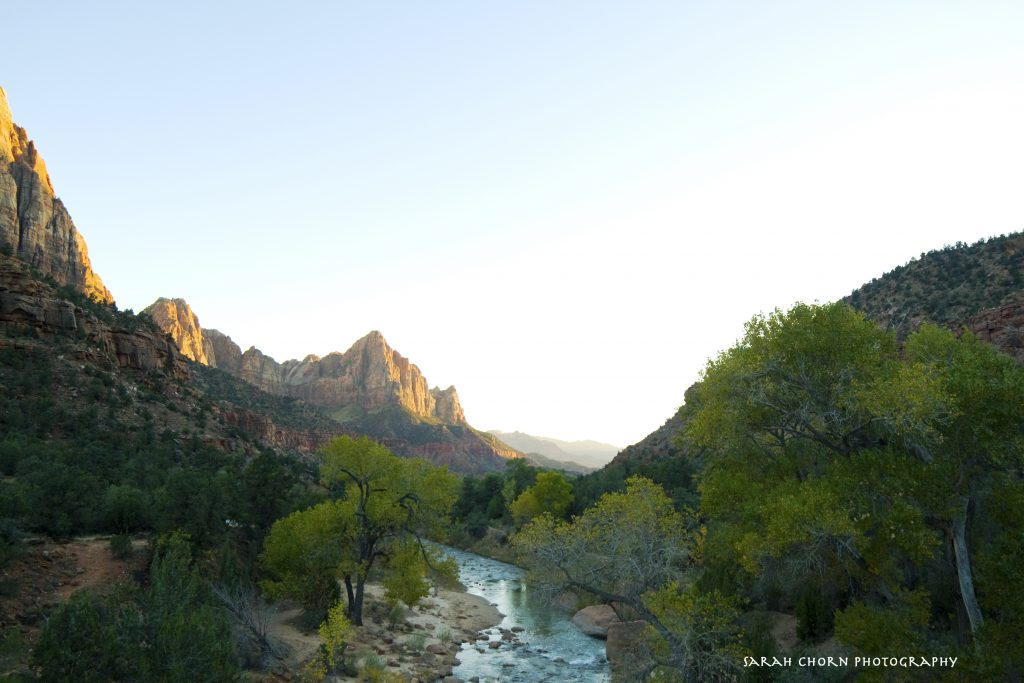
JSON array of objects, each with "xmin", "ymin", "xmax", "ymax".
[
  {"xmin": 146, "ymin": 297, "xmax": 516, "ymax": 472},
  {"xmin": 0, "ymin": 87, "xmax": 112, "ymax": 303},
  {"xmin": 143, "ymin": 297, "xmax": 210, "ymax": 364},
  {"xmin": 145, "ymin": 298, "xmax": 470, "ymax": 426}
]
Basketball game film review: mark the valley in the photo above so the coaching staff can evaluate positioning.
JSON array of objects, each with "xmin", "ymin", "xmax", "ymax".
[{"xmin": 3, "ymin": 13, "xmax": 1024, "ymax": 680}]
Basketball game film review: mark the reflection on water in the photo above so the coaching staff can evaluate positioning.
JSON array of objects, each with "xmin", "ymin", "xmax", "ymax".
[{"xmin": 444, "ymin": 545, "xmax": 609, "ymax": 682}]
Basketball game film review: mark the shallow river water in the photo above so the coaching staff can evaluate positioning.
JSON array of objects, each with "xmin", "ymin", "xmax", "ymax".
[{"xmin": 444, "ymin": 545, "xmax": 610, "ymax": 683}]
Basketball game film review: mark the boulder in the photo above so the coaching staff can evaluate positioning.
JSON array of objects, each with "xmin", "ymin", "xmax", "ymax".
[{"xmin": 572, "ymin": 604, "xmax": 620, "ymax": 638}]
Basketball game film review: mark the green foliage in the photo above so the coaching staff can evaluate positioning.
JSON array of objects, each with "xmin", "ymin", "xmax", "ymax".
[
  {"xmin": 685, "ymin": 301, "xmax": 1024, "ymax": 671},
  {"xmin": 509, "ymin": 470, "xmax": 573, "ymax": 525},
  {"xmin": 452, "ymin": 472, "xmax": 505, "ymax": 538},
  {"xmin": 32, "ymin": 590, "xmax": 125, "ymax": 683},
  {"xmin": 570, "ymin": 453, "xmax": 698, "ymax": 516},
  {"xmin": 108, "ymin": 533, "xmax": 133, "ymax": 559},
  {"xmin": 143, "ymin": 533, "xmax": 240, "ymax": 682},
  {"xmin": 644, "ymin": 582, "xmax": 747, "ymax": 682},
  {"xmin": 833, "ymin": 590, "xmax": 930, "ymax": 656},
  {"xmin": 259, "ymin": 499, "xmax": 351, "ymax": 613},
  {"xmin": 513, "ymin": 477, "xmax": 742, "ymax": 677},
  {"xmin": 795, "ymin": 588, "xmax": 832, "ymax": 642},
  {"xmin": 103, "ymin": 485, "xmax": 149, "ymax": 533},
  {"xmin": 845, "ymin": 232, "xmax": 1024, "ymax": 336},
  {"xmin": 33, "ymin": 533, "xmax": 238, "ymax": 683},
  {"xmin": 318, "ymin": 600, "xmax": 352, "ymax": 671},
  {"xmin": 382, "ymin": 541, "xmax": 430, "ymax": 608},
  {"xmin": 262, "ymin": 436, "xmax": 459, "ymax": 626}
]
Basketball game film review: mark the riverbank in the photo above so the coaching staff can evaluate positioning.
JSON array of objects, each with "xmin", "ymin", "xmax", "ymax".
[{"xmin": 266, "ymin": 582, "xmax": 503, "ymax": 682}]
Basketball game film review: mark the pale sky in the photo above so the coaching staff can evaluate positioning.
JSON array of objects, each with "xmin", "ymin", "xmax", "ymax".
[{"xmin": 5, "ymin": 2, "xmax": 1024, "ymax": 447}]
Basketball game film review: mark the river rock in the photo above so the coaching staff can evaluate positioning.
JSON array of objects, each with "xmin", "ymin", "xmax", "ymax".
[{"xmin": 572, "ymin": 604, "xmax": 620, "ymax": 638}]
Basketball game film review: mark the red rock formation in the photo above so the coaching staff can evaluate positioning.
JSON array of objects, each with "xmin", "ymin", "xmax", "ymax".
[
  {"xmin": 0, "ymin": 254, "xmax": 184, "ymax": 377},
  {"xmin": 964, "ymin": 292, "xmax": 1024, "ymax": 362},
  {"xmin": 144, "ymin": 299, "xmax": 471, "ymax": 426},
  {"xmin": 220, "ymin": 408, "xmax": 348, "ymax": 452}
]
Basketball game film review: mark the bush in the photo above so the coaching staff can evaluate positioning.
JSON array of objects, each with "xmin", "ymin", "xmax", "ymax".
[
  {"xmin": 109, "ymin": 534, "xmax": 133, "ymax": 559},
  {"xmin": 32, "ymin": 590, "xmax": 124, "ymax": 683}
]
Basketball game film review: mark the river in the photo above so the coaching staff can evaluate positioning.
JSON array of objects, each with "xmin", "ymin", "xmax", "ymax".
[{"xmin": 444, "ymin": 545, "xmax": 610, "ymax": 682}]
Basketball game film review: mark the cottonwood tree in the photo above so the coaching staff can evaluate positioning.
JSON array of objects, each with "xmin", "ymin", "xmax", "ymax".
[
  {"xmin": 512, "ymin": 476, "xmax": 744, "ymax": 680},
  {"xmin": 261, "ymin": 436, "xmax": 459, "ymax": 626},
  {"xmin": 686, "ymin": 303, "xmax": 1024, "ymax": 660},
  {"xmin": 259, "ymin": 498, "xmax": 351, "ymax": 616},
  {"xmin": 904, "ymin": 323, "xmax": 1024, "ymax": 645}
]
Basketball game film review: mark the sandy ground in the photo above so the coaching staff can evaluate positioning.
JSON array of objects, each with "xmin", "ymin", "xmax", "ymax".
[{"xmin": 264, "ymin": 584, "xmax": 503, "ymax": 682}]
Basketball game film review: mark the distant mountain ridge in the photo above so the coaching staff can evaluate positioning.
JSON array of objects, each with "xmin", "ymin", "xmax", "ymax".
[
  {"xmin": 144, "ymin": 297, "xmax": 518, "ymax": 473},
  {"xmin": 488, "ymin": 430, "xmax": 619, "ymax": 469}
]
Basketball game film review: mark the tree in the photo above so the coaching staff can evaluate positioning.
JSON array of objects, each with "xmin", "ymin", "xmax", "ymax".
[
  {"xmin": 512, "ymin": 476, "xmax": 741, "ymax": 680},
  {"xmin": 685, "ymin": 302, "xmax": 1024, "ymax": 662},
  {"xmin": 259, "ymin": 499, "xmax": 352, "ymax": 616},
  {"xmin": 261, "ymin": 436, "xmax": 459, "ymax": 626},
  {"xmin": 33, "ymin": 533, "xmax": 239, "ymax": 683},
  {"xmin": 905, "ymin": 324, "xmax": 1024, "ymax": 645},
  {"xmin": 687, "ymin": 304, "xmax": 945, "ymax": 605},
  {"xmin": 509, "ymin": 470, "xmax": 573, "ymax": 525},
  {"xmin": 32, "ymin": 590, "xmax": 125, "ymax": 683}
]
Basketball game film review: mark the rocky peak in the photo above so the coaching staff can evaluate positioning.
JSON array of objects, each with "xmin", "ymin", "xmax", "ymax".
[
  {"xmin": 145, "ymin": 300, "xmax": 469, "ymax": 426},
  {"xmin": 431, "ymin": 386, "xmax": 466, "ymax": 424},
  {"xmin": 143, "ymin": 297, "xmax": 210, "ymax": 364},
  {"xmin": 0, "ymin": 86, "xmax": 112, "ymax": 303},
  {"xmin": 0, "ymin": 87, "xmax": 51, "ymax": 191}
]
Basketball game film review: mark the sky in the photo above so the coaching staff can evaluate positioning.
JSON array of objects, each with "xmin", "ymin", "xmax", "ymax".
[{"xmin": 4, "ymin": 1, "xmax": 1024, "ymax": 447}]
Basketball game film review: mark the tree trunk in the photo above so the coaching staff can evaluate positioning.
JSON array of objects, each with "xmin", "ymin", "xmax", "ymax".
[
  {"xmin": 344, "ymin": 576, "xmax": 357, "ymax": 623},
  {"xmin": 952, "ymin": 497, "xmax": 983, "ymax": 639},
  {"xmin": 351, "ymin": 576, "xmax": 366, "ymax": 626}
]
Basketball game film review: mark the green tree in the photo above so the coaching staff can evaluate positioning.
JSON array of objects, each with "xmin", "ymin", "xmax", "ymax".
[
  {"xmin": 102, "ymin": 484, "xmax": 149, "ymax": 533},
  {"xmin": 259, "ymin": 499, "xmax": 352, "ymax": 615},
  {"xmin": 512, "ymin": 476, "xmax": 741, "ymax": 680},
  {"xmin": 687, "ymin": 304, "xmax": 945, "ymax": 615},
  {"xmin": 686, "ymin": 302, "xmax": 1024, "ymax": 663},
  {"xmin": 32, "ymin": 590, "xmax": 125, "ymax": 683},
  {"xmin": 34, "ymin": 533, "xmax": 238, "ymax": 683},
  {"xmin": 320, "ymin": 436, "xmax": 459, "ymax": 625},
  {"xmin": 905, "ymin": 324, "xmax": 1024, "ymax": 646},
  {"xmin": 142, "ymin": 532, "xmax": 239, "ymax": 683},
  {"xmin": 262, "ymin": 436, "xmax": 459, "ymax": 626},
  {"xmin": 509, "ymin": 470, "xmax": 573, "ymax": 525}
]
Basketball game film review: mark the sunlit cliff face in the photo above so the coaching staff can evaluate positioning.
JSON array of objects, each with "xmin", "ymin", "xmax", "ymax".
[{"xmin": 0, "ymin": 86, "xmax": 113, "ymax": 304}]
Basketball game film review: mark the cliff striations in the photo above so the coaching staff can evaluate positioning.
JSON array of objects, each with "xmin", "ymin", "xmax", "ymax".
[
  {"xmin": 146, "ymin": 297, "xmax": 516, "ymax": 473},
  {"xmin": 0, "ymin": 87, "xmax": 112, "ymax": 303}
]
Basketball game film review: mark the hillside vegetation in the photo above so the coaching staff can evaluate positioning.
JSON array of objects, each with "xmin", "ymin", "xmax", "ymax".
[{"xmin": 844, "ymin": 232, "xmax": 1024, "ymax": 335}]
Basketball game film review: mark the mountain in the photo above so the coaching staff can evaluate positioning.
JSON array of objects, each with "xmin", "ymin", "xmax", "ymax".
[
  {"xmin": 144, "ymin": 297, "xmax": 519, "ymax": 474},
  {"xmin": 487, "ymin": 430, "xmax": 618, "ymax": 470},
  {"xmin": 843, "ymin": 233, "xmax": 1024, "ymax": 349},
  {"xmin": 0, "ymin": 86, "xmax": 112, "ymax": 304},
  {"xmin": 616, "ymin": 235, "xmax": 1024, "ymax": 469}
]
